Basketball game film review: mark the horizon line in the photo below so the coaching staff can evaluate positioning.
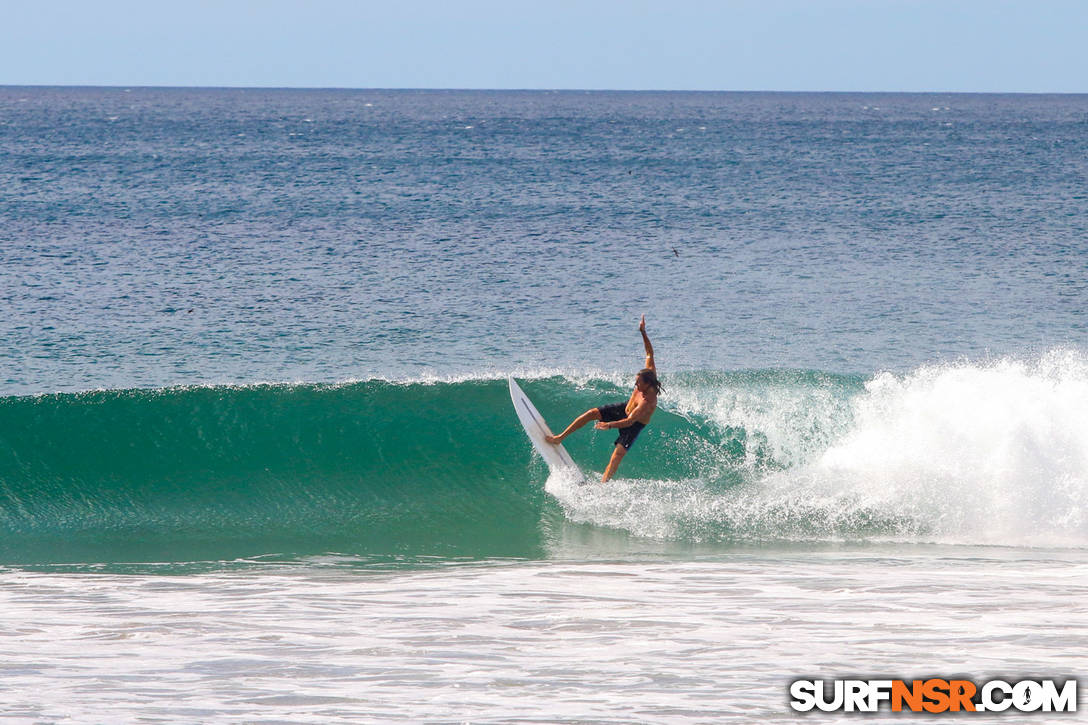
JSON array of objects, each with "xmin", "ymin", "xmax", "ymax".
[{"xmin": 2, "ymin": 84, "xmax": 1086, "ymax": 96}]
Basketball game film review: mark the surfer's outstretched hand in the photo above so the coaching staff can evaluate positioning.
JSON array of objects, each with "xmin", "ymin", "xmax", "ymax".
[{"xmin": 639, "ymin": 314, "xmax": 646, "ymax": 333}]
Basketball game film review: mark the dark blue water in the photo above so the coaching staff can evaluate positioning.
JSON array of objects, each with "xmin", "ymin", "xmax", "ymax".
[{"xmin": 3, "ymin": 88, "xmax": 1088, "ymax": 395}]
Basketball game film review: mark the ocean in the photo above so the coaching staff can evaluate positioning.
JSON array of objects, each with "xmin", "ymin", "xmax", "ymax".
[{"xmin": 2, "ymin": 87, "xmax": 1086, "ymax": 721}]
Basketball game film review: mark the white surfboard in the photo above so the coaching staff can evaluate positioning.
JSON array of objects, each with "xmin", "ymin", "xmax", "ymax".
[{"xmin": 508, "ymin": 377, "xmax": 585, "ymax": 483}]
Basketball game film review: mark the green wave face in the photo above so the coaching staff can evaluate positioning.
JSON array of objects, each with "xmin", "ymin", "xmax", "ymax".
[
  {"xmin": 1, "ymin": 374, "xmax": 818, "ymax": 565},
  {"xmin": 0, "ymin": 380, "xmax": 544, "ymax": 564},
  {"xmin": 16, "ymin": 362, "xmax": 1083, "ymax": 565}
]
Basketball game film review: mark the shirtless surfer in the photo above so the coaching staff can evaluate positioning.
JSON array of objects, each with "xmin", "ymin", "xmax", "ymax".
[{"xmin": 545, "ymin": 315, "xmax": 662, "ymax": 482}]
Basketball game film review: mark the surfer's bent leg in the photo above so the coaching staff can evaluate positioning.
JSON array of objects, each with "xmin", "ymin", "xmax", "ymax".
[
  {"xmin": 545, "ymin": 408, "xmax": 602, "ymax": 444},
  {"xmin": 602, "ymin": 444, "xmax": 627, "ymax": 482}
]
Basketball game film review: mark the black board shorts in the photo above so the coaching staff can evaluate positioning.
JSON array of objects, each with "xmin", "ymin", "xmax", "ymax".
[{"xmin": 597, "ymin": 402, "xmax": 647, "ymax": 450}]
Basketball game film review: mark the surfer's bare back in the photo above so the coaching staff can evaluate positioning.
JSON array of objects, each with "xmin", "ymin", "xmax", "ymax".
[{"xmin": 546, "ymin": 315, "xmax": 663, "ymax": 482}]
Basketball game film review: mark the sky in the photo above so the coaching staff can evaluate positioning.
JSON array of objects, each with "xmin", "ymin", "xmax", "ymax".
[{"xmin": 2, "ymin": 0, "xmax": 1086, "ymax": 92}]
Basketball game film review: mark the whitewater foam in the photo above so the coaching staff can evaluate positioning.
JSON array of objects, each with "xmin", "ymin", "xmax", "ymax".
[
  {"xmin": 551, "ymin": 353, "xmax": 1088, "ymax": 549},
  {"xmin": 811, "ymin": 352, "xmax": 1088, "ymax": 546}
]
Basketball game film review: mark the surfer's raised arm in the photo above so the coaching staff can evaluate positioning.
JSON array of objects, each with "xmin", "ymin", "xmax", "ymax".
[{"xmin": 640, "ymin": 315, "xmax": 655, "ymax": 372}]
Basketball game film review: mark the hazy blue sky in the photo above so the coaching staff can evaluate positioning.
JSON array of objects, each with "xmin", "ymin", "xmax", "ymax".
[{"xmin": 3, "ymin": 0, "xmax": 1085, "ymax": 92}]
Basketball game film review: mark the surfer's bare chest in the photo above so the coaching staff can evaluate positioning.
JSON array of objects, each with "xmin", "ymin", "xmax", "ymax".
[{"xmin": 626, "ymin": 389, "xmax": 657, "ymax": 422}]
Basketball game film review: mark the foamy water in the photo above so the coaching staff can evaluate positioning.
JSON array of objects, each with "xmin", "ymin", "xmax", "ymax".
[
  {"xmin": 554, "ymin": 354, "xmax": 1088, "ymax": 549},
  {"xmin": 815, "ymin": 353, "xmax": 1088, "ymax": 546},
  {"xmin": 2, "ymin": 549, "xmax": 1085, "ymax": 722}
]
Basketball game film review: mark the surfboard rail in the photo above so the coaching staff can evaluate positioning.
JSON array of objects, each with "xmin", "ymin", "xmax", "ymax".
[{"xmin": 508, "ymin": 377, "xmax": 584, "ymax": 483}]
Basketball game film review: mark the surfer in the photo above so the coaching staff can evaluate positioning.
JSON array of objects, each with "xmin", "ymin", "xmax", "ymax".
[{"xmin": 545, "ymin": 315, "xmax": 662, "ymax": 482}]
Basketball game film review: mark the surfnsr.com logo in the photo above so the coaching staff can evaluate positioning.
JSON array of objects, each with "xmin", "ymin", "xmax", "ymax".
[{"xmin": 789, "ymin": 678, "xmax": 1078, "ymax": 713}]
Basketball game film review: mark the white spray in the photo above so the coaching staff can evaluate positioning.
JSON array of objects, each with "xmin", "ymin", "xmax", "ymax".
[{"xmin": 549, "ymin": 352, "xmax": 1088, "ymax": 548}]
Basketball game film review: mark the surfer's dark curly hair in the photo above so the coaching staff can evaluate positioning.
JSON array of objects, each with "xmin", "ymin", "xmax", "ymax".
[{"xmin": 638, "ymin": 368, "xmax": 663, "ymax": 394}]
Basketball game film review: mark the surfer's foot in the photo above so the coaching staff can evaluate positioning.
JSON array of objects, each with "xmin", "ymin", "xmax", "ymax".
[{"xmin": 545, "ymin": 434, "xmax": 563, "ymax": 445}]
